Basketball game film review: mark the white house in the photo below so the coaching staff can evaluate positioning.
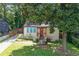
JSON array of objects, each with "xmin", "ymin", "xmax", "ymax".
[{"xmin": 24, "ymin": 22, "xmax": 59, "ymax": 41}]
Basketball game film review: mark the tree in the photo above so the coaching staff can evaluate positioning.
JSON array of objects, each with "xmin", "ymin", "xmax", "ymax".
[
  {"xmin": 14, "ymin": 4, "xmax": 27, "ymax": 29},
  {"xmin": 21, "ymin": 4, "xmax": 53, "ymax": 24},
  {"xmin": 4, "ymin": 4, "xmax": 26, "ymax": 30},
  {"xmin": 50, "ymin": 4, "xmax": 79, "ymax": 53}
]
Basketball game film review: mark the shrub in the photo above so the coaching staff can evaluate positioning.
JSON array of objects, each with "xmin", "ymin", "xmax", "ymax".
[
  {"xmin": 67, "ymin": 32, "xmax": 79, "ymax": 48},
  {"xmin": 9, "ymin": 30, "xmax": 17, "ymax": 36}
]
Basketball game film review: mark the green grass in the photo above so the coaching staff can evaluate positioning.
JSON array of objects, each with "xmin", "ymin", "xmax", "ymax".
[
  {"xmin": 0, "ymin": 42, "xmax": 60, "ymax": 56},
  {"xmin": 10, "ymin": 46, "xmax": 54, "ymax": 56},
  {"xmin": 67, "ymin": 43, "xmax": 79, "ymax": 55},
  {"xmin": 0, "ymin": 41, "xmax": 79, "ymax": 56}
]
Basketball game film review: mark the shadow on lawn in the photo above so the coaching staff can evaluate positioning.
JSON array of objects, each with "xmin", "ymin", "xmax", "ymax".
[
  {"xmin": 10, "ymin": 45, "xmax": 57, "ymax": 56},
  {"xmin": 10, "ymin": 45, "xmax": 77, "ymax": 56}
]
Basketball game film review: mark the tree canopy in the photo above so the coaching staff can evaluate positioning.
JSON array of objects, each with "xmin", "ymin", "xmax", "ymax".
[
  {"xmin": 0, "ymin": 3, "xmax": 79, "ymax": 33},
  {"xmin": 50, "ymin": 4, "xmax": 79, "ymax": 32}
]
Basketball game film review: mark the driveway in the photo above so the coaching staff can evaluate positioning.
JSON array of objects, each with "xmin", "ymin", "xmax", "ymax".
[{"xmin": 0, "ymin": 35, "xmax": 17, "ymax": 54}]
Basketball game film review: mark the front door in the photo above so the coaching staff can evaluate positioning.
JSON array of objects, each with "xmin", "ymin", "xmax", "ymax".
[
  {"xmin": 38, "ymin": 27, "xmax": 47, "ymax": 38},
  {"xmin": 40, "ymin": 27, "xmax": 44, "ymax": 37}
]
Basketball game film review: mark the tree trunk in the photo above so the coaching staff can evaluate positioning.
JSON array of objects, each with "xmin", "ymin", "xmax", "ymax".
[{"xmin": 62, "ymin": 32, "xmax": 67, "ymax": 54}]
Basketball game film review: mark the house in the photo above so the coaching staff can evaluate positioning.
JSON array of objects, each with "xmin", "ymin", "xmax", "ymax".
[
  {"xmin": 0, "ymin": 18, "xmax": 9, "ymax": 36},
  {"xmin": 23, "ymin": 21, "xmax": 59, "ymax": 41}
]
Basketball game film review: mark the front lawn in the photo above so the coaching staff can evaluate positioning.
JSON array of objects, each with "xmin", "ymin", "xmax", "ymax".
[
  {"xmin": 0, "ymin": 41, "xmax": 79, "ymax": 56},
  {"xmin": 0, "ymin": 42, "xmax": 27, "ymax": 56},
  {"xmin": 0, "ymin": 42, "xmax": 60, "ymax": 56}
]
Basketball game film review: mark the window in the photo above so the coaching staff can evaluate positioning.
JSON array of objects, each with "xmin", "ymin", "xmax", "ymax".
[
  {"xmin": 30, "ymin": 27, "xmax": 32, "ymax": 33},
  {"xmin": 27, "ymin": 27, "xmax": 30, "ymax": 33},
  {"xmin": 27, "ymin": 27, "xmax": 36, "ymax": 33}
]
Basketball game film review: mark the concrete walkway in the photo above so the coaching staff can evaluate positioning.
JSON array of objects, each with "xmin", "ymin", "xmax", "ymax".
[{"xmin": 0, "ymin": 35, "xmax": 17, "ymax": 54}]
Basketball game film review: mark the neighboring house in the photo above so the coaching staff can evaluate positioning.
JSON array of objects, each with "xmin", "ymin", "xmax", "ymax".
[
  {"xmin": 0, "ymin": 19, "xmax": 9, "ymax": 36},
  {"xmin": 24, "ymin": 21, "xmax": 59, "ymax": 41}
]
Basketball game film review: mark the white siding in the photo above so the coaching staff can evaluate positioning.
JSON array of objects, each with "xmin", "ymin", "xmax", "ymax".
[
  {"xmin": 24, "ymin": 27, "xmax": 37, "ymax": 39},
  {"xmin": 47, "ymin": 27, "xmax": 59, "ymax": 41}
]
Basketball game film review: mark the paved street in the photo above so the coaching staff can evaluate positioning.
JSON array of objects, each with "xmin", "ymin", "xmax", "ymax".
[{"xmin": 0, "ymin": 35, "xmax": 17, "ymax": 54}]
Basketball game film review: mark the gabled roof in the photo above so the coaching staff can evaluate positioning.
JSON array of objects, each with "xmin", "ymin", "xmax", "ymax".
[
  {"xmin": 37, "ymin": 24, "xmax": 49, "ymax": 27},
  {"xmin": 24, "ymin": 20, "xmax": 49, "ymax": 27},
  {"xmin": 24, "ymin": 20, "xmax": 38, "ymax": 27}
]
